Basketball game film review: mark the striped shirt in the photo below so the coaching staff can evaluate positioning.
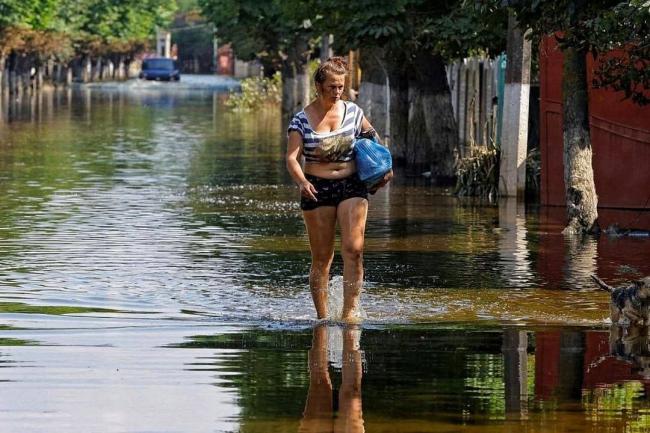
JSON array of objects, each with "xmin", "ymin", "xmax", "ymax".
[{"xmin": 287, "ymin": 101, "xmax": 364, "ymax": 163}]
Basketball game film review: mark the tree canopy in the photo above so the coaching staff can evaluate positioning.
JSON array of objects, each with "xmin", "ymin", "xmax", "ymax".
[
  {"xmin": 198, "ymin": 0, "xmax": 320, "ymax": 73},
  {"xmin": 322, "ymin": 0, "xmax": 507, "ymax": 61},
  {"xmin": 0, "ymin": 0, "xmax": 177, "ymax": 63}
]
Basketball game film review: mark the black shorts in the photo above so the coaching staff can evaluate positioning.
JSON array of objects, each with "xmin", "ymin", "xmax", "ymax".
[{"xmin": 301, "ymin": 173, "xmax": 368, "ymax": 211}]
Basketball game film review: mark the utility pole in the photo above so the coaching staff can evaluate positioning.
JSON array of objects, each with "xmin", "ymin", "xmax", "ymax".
[
  {"xmin": 212, "ymin": 24, "xmax": 219, "ymax": 74},
  {"xmin": 499, "ymin": 11, "xmax": 531, "ymax": 197}
]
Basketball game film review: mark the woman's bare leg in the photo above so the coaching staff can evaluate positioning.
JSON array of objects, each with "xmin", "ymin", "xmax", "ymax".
[
  {"xmin": 303, "ymin": 206, "xmax": 337, "ymax": 319},
  {"xmin": 337, "ymin": 197, "xmax": 368, "ymax": 322},
  {"xmin": 300, "ymin": 323, "xmax": 333, "ymax": 433},
  {"xmin": 335, "ymin": 326, "xmax": 364, "ymax": 433}
]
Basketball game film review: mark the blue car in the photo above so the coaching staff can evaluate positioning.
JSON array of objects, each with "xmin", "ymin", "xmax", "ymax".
[{"xmin": 139, "ymin": 58, "xmax": 180, "ymax": 81}]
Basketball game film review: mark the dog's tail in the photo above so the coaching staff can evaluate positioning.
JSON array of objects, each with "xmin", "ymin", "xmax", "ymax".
[{"xmin": 591, "ymin": 274, "xmax": 615, "ymax": 292}]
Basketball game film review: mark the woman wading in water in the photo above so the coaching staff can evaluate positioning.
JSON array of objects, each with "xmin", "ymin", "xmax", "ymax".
[{"xmin": 286, "ymin": 57, "xmax": 392, "ymax": 322}]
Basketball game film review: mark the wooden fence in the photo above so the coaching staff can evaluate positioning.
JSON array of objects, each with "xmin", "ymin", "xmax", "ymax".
[{"xmin": 446, "ymin": 55, "xmax": 506, "ymax": 157}]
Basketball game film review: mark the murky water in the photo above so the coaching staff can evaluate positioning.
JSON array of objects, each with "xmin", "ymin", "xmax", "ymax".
[{"xmin": 0, "ymin": 79, "xmax": 649, "ymax": 432}]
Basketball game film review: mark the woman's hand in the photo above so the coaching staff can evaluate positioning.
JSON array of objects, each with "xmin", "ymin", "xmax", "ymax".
[
  {"xmin": 368, "ymin": 169, "xmax": 393, "ymax": 194},
  {"xmin": 299, "ymin": 180, "xmax": 318, "ymax": 201}
]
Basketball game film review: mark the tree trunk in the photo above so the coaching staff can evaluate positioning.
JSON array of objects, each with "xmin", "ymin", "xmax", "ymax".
[
  {"xmin": 357, "ymin": 48, "xmax": 408, "ymax": 159},
  {"xmin": 54, "ymin": 63, "xmax": 63, "ymax": 86},
  {"xmin": 124, "ymin": 60, "xmax": 132, "ymax": 79},
  {"xmin": 17, "ymin": 56, "xmax": 29, "ymax": 95},
  {"xmin": 281, "ymin": 59, "xmax": 297, "ymax": 115},
  {"xmin": 0, "ymin": 55, "xmax": 5, "ymax": 93},
  {"xmin": 357, "ymin": 48, "xmax": 390, "ymax": 136},
  {"xmin": 104, "ymin": 59, "xmax": 112, "ymax": 80},
  {"xmin": 281, "ymin": 34, "xmax": 311, "ymax": 117},
  {"xmin": 562, "ymin": 0, "xmax": 598, "ymax": 235},
  {"xmin": 46, "ymin": 59, "xmax": 54, "ymax": 84},
  {"xmin": 71, "ymin": 58, "xmax": 81, "ymax": 82},
  {"xmin": 65, "ymin": 64, "xmax": 72, "ymax": 85},
  {"xmin": 358, "ymin": 50, "xmax": 458, "ymax": 181},
  {"xmin": 562, "ymin": 45, "xmax": 598, "ymax": 234},
  {"xmin": 74, "ymin": 57, "xmax": 91, "ymax": 83},
  {"xmin": 281, "ymin": 61, "xmax": 310, "ymax": 115},
  {"xmin": 35, "ymin": 66, "xmax": 44, "ymax": 91},
  {"xmin": 91, "ymin": 57, "xmax": 102, "ymax": 81},
  {"xmin": 406, "ymin": 52, "xmax": 459, "ymax": 183},
  {"xmin": 8, "ymin": 54, "xmax": 17, "ymax": 95},
  {"xmin": 116, "ymin": 56, "xmax": 124, "ymax": 80}
]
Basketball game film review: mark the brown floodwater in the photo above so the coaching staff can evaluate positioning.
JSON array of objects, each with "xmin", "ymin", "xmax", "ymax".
[{"xmin": 0, "ymin": 78, "xmax": 648, "ymax": 432}]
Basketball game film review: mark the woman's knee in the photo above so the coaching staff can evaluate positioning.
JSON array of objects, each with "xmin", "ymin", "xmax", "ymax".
[
  {"xmin": 311, "ymin": 253, "xmax": 334, "ymax": 271},
  {"xmin": 341, "ymin": 244, "xmax": 364, "ymax": 264}
]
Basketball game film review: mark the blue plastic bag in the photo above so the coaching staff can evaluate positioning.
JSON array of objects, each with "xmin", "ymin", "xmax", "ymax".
[{"xmin": 354, "ymin": 138, "xmax": 392, "ymax": 189}]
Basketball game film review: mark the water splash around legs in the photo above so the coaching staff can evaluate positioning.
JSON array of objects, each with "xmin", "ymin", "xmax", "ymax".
[{"xmin": 326, "ymin": 276, "xmax": 366, "ymax": 322}]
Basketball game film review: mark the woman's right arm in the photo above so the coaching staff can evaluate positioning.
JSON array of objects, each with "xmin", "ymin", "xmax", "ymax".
[{"xmin": 286, "ymin": 131, "xmax": 318, "ymax": 201}]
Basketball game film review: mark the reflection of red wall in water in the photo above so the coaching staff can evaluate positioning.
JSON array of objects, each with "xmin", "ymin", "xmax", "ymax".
[
  {"xmin": 535, "ymin": 330, "xmax": 650, "ymax": 399},
  {"xmin": 537, "ymin": 206, "xmax": 650, "ymax": 288},
  {"xmin": 536, "ymin": 208, "xmax": 566, "ymax": 289},
  {"xmin": 540, "ymin": 37, "xmax": 650, "ymax": 211},
  {"xmin": 582, "ymin": 331, "xmax": 650, "ymax": 392},
  {"xmin": 535, "ymin": 332, "xmax": 561, "ymax": 399}
]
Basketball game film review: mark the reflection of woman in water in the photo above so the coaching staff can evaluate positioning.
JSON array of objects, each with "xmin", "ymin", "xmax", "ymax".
[
  {"xmin": 286, "ymin": 57, "xmax": 392, "ymax": 322},
  {"xmin": 300, "ymin": 324, "xmax": 364, "ymax": 433}
]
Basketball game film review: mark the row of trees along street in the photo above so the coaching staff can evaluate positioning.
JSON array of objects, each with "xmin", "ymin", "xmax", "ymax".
[
  {"xmin": 0, "ymin": 0, "xmax": 176, "ymax": 93},
  {"xmin": 200, "ymin": 0, "xmax": 649, "ymax": 234}
]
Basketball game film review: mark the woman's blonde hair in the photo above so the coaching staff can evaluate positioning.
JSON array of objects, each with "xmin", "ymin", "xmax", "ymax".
[{"xmin": 314, "ymin": 56, "xmax": 348, "ymax": 84}]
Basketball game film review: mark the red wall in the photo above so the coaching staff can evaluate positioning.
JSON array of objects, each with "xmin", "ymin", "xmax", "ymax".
[{"xmin": 540, "ymin": 37, "xmax": 650, "ymax": 209}]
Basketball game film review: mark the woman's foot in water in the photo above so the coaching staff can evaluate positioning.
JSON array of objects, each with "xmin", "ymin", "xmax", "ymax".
[{"xmin": 340, "ymin": 314, "xmax": 363, "ymax": 325}]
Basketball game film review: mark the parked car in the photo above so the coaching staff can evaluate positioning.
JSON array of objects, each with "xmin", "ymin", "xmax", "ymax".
[{"xmin": 139, "ymin": 58, "xmax": 180, "ymax": 81}]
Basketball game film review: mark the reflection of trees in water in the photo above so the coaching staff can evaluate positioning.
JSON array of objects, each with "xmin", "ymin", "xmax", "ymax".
[
  {"xmin": 175, "ymin": 328, "xmax": 511, "ymax": 423},
  {"xmin": 187, "ymin": 105, "xmax": 288, "ymax": 187},
  {"xmin": 176, "ymin": 331, "xmax": 311, "ymax": 422},
  {"xmin": 564, "ymin": 236, "xmax": 598, "ymax": 289},
  {"xmin": 174, "ymin": 326, "xmax": 650, "ymax": 430}
]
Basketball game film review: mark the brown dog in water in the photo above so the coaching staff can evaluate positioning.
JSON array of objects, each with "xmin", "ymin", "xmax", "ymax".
[{"xmin": 592, "ymin": 275, "xmax": 650, "ymax": 325}]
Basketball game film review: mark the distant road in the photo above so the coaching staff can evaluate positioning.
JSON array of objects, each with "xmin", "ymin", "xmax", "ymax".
[{"xmin": 84, "ymin": 74, "xmax": 241, "ymax": 91}]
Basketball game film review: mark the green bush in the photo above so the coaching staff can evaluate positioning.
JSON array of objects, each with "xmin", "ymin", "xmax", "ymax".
[{"xmin": 225, "ymin": 72, "xmax": 282, "ymax": 111}]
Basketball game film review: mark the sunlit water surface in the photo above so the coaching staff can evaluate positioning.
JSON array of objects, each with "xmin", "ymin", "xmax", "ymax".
[{"xmin": 0, "ymin": 79, "xmax": 649, "ymax": 432}]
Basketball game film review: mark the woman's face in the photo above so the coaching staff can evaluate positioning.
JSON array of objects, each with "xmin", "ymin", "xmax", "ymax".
[{"xmin": 318, "ymin": 73, "xmax": 345, "ymax": 103}]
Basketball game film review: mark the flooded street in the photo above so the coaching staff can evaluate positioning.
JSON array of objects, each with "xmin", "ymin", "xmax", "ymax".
[{"xmin": 0, "ymin": 78, "xmax": 649, "ymax": 432}]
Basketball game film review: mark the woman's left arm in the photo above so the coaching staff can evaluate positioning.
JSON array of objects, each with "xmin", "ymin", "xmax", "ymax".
[{"xmin": 359, "ymin": 116, "xmax": 381, "ymax": 143}]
